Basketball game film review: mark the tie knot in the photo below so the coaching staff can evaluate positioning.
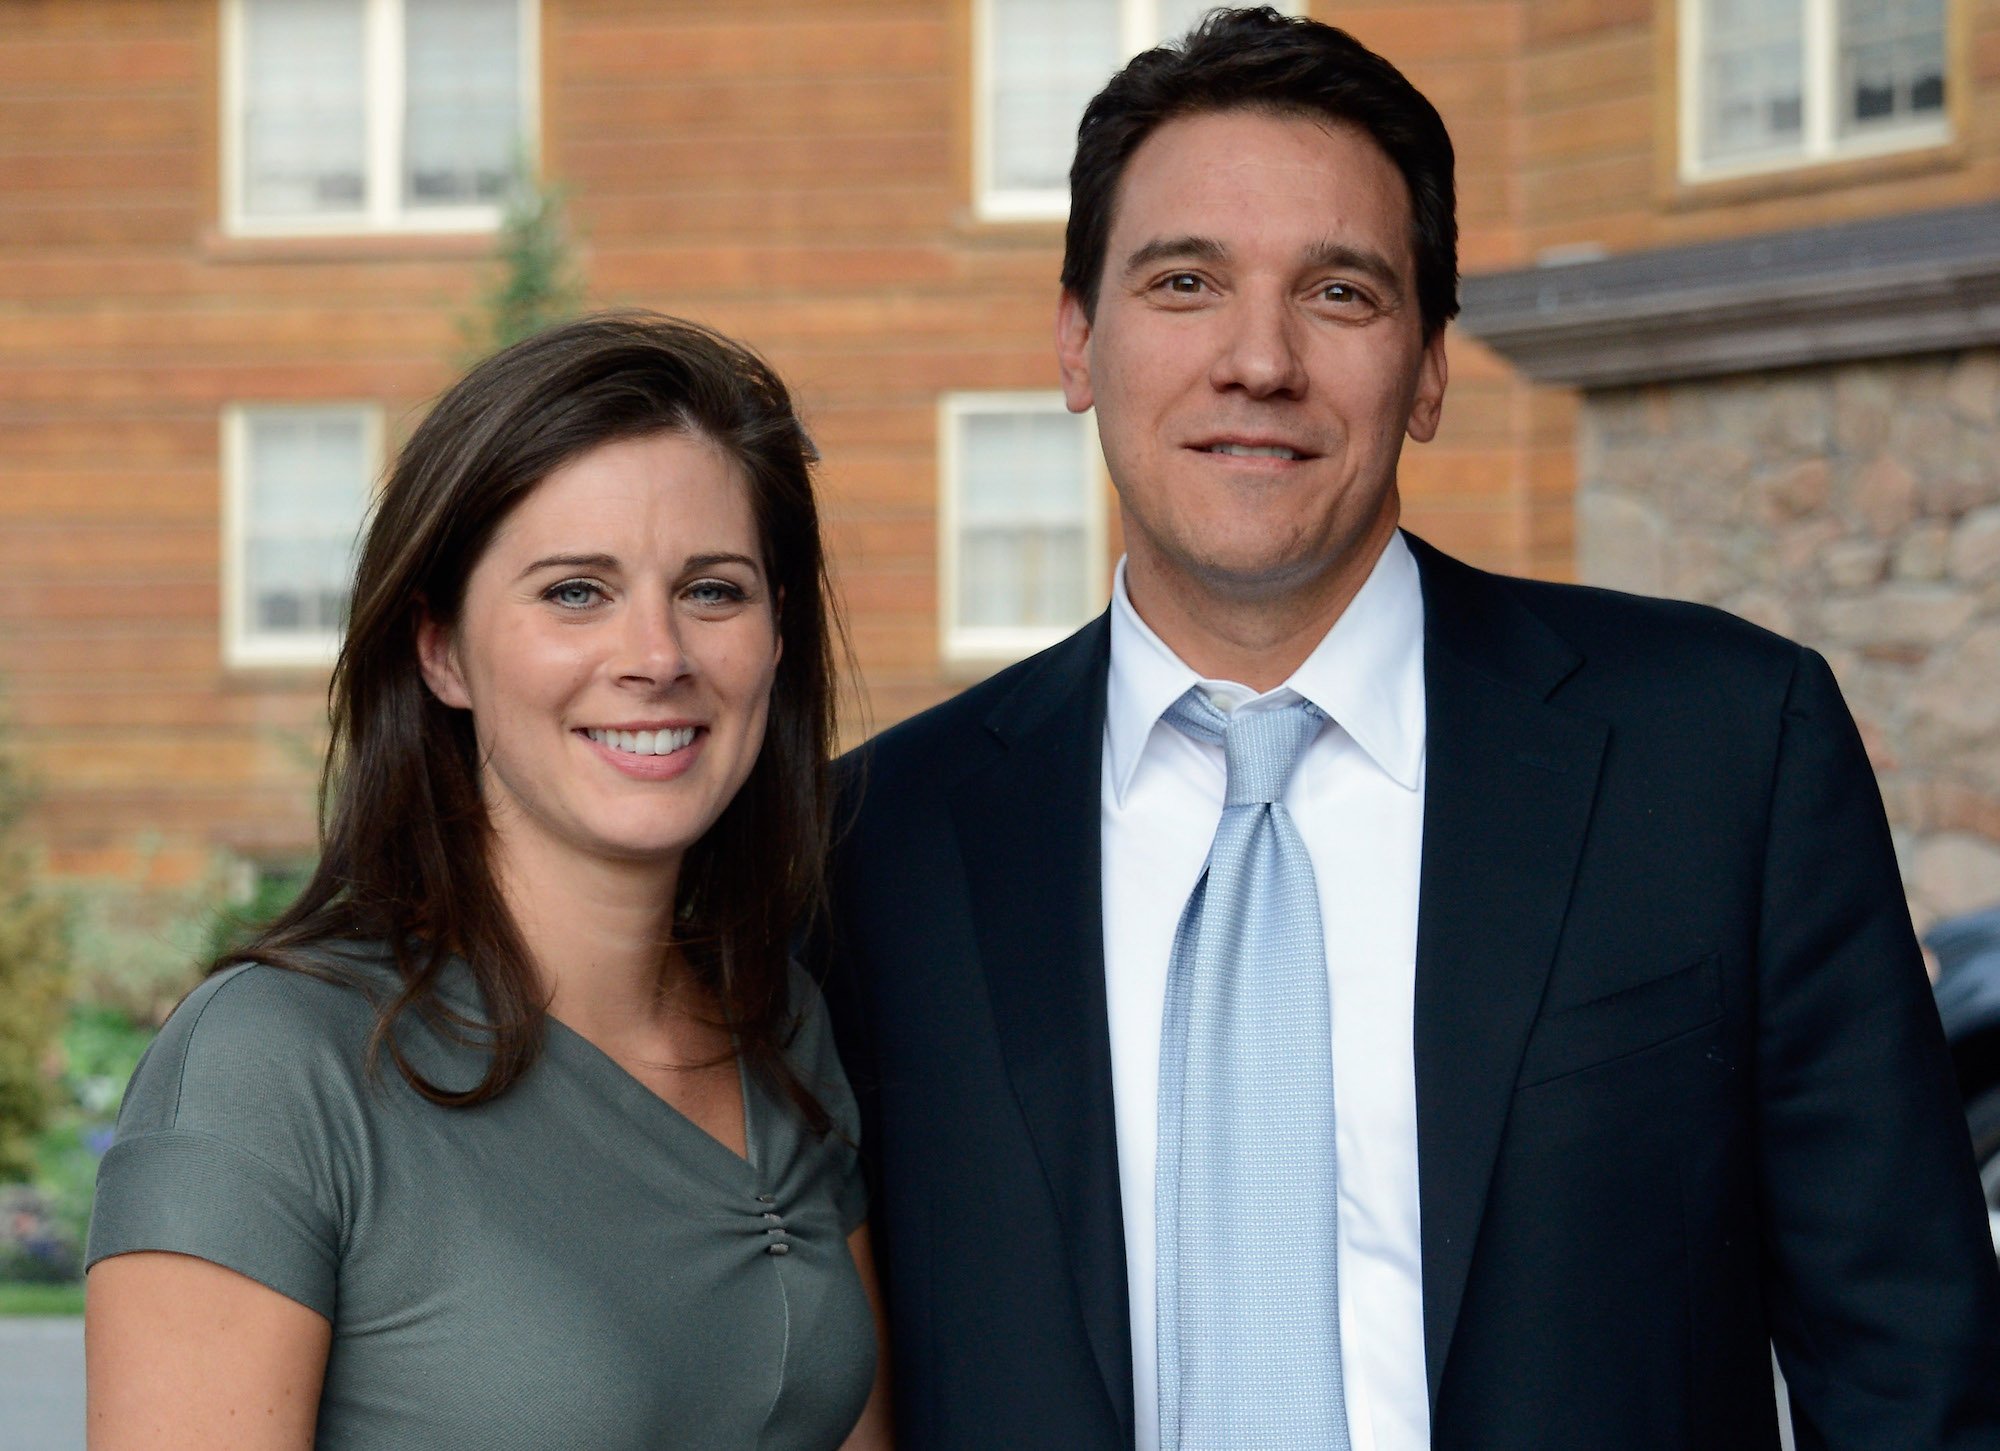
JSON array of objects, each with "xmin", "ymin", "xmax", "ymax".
[{"xmin": 1162, "ymin": 689, "xmax": 1322, "ymax": 806}]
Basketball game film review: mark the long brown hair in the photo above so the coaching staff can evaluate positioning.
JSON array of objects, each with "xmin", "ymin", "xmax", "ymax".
[{"xmin": 220, "ymin": 312, "xmax": 842, "ymax": 1127}]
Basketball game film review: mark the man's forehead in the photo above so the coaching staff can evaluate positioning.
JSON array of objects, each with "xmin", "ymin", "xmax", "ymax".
[{"xmin": 1107, "ymin": 106, "xmax": 1411, "ymax": 225}]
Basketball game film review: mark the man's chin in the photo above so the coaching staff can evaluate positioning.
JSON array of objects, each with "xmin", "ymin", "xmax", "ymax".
[{"xmin": 1169, "ymin": 533, "xmax": 1382, "ymax": 606}]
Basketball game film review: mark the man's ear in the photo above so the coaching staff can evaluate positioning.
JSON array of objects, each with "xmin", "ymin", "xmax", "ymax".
[
  {"xmin": 415, "ymin": 609, "xmax": 472, "ymax": 709},
  {"xmin": 1055, "ymin": 288, "xmax": 1096, "ymax": 415},
  {"xmin": 1405, "ymin": 330, "xmax": 1448, "ymax": 444}
]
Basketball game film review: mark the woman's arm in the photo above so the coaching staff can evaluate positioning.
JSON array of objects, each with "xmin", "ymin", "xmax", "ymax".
[
  {"xmin": 839, "ymin": 1225, "xmax": 895, "ymax": 1451},
  {"xmin": 87, "ymin": 1251, "xmax": 332, "ymax": 1451}
]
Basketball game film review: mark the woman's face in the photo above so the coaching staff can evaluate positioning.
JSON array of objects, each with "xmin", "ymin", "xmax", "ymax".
[{"xmin": 418, "ymin": 430, "xmax": 781, "ymax": 880}]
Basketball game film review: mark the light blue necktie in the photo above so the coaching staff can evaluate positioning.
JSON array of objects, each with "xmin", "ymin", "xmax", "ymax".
[{"xmin": 1156, "ymin": 689, "xmax": 1349, "ymax": 1451}]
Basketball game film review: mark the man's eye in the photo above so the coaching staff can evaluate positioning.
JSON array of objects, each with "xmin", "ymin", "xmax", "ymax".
[
  {"xmin": 1320, "ymin": 281, "xmax": 1367, "ymax": 305},
  {"xmin": 545, "ymin": 580, "xmax": 603, "ymax": 609},
  {"xmin": 1162, "ymin": 273, "xmax": 1205, "ymax": 294}
]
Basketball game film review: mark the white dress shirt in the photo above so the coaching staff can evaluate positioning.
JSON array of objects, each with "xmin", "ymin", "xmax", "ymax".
[{"xmin": 1101, "ymin": 532, "xmax": 1430, "ymax": 1451}]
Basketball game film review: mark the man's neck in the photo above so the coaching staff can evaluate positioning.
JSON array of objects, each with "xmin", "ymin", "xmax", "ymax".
[{"xmin": 1123, "ymin": 521, "xmax": 1397, "ymax": 693}]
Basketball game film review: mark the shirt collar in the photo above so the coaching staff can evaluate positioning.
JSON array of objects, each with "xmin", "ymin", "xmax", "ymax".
[{"xmin": 1104, "ymin": 530, "xmax": 1426, "ymax": 805}]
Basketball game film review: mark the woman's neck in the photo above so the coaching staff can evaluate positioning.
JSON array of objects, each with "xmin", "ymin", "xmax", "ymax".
[
  {"xmin": 487, "ymin": 822, "xmax": 689, "ymax": 1046},
  {"xmin": 486, "ymin": 818, "xmax": 747, "ymax": 1155}
]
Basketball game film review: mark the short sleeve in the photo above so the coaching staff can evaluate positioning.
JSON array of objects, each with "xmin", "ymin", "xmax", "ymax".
[
  {"xmin": 86, "ymin": 965, "xmax": 371, "ymax": 1320},
  {"xmin": 786, "ymin": 965, "xmax": 869, "ymax": 1235}
]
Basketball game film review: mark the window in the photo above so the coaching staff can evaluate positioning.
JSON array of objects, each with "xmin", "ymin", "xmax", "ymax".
[
  {"xmin": 1681, "ymin": 0, "xmax": 1948, "ymax": 180},
  {"xmin": 940, "ymin": 394, "xmax": 1107, "ymax": 663},
  {"xmin": 222, "ymin": 405, "xmax": 380, "ymax": 667},
  {"xmin": 974, "ymin": 0, "xmax": 1297, "ymax": 220},
  {"xmin": 222, "ymin": 0, "xmax": 535, "ymax": 235}
]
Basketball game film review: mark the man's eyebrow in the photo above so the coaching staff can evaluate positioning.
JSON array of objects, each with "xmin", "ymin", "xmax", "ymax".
[
  {"xmin": 1303, "ymin": 239, "xmax": 1406, "ymax": 295},
  {"xmin": 1121, "ymin": 234, "xmax": 1228, "ymax": 277}
]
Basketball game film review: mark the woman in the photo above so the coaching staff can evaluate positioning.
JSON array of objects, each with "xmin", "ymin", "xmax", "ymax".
[{"xmin": 83, "ymin": 313, "xmax": 892, "ymax": 1451}]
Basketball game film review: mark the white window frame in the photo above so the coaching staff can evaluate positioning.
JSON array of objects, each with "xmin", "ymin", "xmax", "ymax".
[
  {"xmin": 220, "ymin": 0, "xmax": 540, "ymax": 237},
  {"xmin": 221, "ymin": 403, "xmax": 383, "ymax": 669},
  {"xmin": 1678, "ymin": 0, "xmax": 1950, "ymax": 183},
  {"xmin": 972, "ymin": 0, "xmax": 1301, "ymax": 222},
  {"xmin": 938, "ymin": 392, "xmax": 1108, "ymax": 665}
]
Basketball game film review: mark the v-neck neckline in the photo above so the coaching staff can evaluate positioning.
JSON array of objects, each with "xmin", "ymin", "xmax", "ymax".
[{"xmin": 541, "ymin": 1014, "xmax": 764, "ymax": 1189}]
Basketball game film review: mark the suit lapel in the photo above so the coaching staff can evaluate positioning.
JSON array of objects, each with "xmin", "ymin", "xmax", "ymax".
[
  {"xmin": 948, "ymin": 617, "xmax": 1135, "ymax": 1445},
  {"xmin": 1405, "ymin": 538, "xmax": 1608, "ymax": 1409}
]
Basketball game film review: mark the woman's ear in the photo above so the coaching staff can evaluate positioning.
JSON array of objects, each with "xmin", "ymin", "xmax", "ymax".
[{"xmin": 415, "ymin": 608, "xmax": 472, "ymax": 709}]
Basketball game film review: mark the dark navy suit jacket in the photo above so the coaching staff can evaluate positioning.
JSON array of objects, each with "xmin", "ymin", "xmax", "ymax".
[{"xmin": 821, "ymin": 535, "xmax": 2000, "ymax": 1450}]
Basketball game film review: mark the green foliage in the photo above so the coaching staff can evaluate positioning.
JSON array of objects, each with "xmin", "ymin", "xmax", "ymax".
[
  {"xmin": 0, "ymin": 740, "xmax": 68, "ymax": 1185},
  {"xmin": 203, "ymin": 861, "xmax": 313, "ymax": 963},
  {"xmin": 460, "ymin": 169, "xmax": 585, "ymax": 363},
  {"xmin": 4, "ymin": 862, "xmax": 309, "ymax": 1284},
  {"xmin": 0, "ymin": 1280, "xmax": 84, "ymax": 1316},
  {"xmin": 60, "ymin": 1006, "xmax": 154, "ymax": 1120},
  {"xmin": 57, "ymin": 851, "xmax": 232, "ymax": 1026}
]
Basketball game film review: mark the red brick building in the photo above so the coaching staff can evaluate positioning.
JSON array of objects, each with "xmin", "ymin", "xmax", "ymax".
[{"xmin": 2, "ymin": 0, "xmax": 1995, "ymax": 900}]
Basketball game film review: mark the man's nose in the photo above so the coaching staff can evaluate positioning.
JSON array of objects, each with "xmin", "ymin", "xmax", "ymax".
[{"xmin": 1208, "ymin": 290, "xmax": 1309, "ymax": 399}]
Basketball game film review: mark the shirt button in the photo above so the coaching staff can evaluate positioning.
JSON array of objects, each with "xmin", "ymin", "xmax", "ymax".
[{"xmin": 767, "ymin": 1242, "xmax": 791, "ymax": 1256}]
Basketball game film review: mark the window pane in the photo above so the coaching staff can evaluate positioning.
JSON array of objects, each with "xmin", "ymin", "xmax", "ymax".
[
  {"xmin": 1699, "ymin": 0, "xmax": 1804, "ymax": 161},
  {"xmin": 954, "ymin": 407, "xmax": 1095, "ymax": 631},
  {"xmin": 241, "ymin": 0, "xmax": 367, "ymax": 216},
  {"xmin": 1838, "ymin": 0, "xmax": 1945, "ymax": 135},
  {"xmin": 989, "ymin": 0, "xmax": 1121, "ymax": 194},
  {"xmin": 243, "ymin": 413, "xmax": 369, "ymax": 643},
  {"xmin": 405, "ymin": 0, "xmax": 521, "ymax": 207}
]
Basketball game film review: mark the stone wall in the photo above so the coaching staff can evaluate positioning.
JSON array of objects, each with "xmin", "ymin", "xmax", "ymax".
[{"xmin": 1577, "ymin": 347, "xmax": 2000, "ymax": 934}]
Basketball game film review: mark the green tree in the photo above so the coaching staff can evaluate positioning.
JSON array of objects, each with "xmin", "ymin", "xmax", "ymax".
[
  {"xmin": 0, "ymin": 735, "xmax": 69, "ymax": 1183},
  {"xmin": 461, "ymin": 170, "xmax": 585, "ymax": 362}
]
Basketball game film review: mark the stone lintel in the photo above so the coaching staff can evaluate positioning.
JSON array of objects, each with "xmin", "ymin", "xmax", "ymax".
[{"xmin": 1456, "ymin": 201, "xmax": 2000, "ymax": 389}]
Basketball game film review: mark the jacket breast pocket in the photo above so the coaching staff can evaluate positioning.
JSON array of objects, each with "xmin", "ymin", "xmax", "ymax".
[{"xmin": 1516, "ymin": 953, "xmax": 1722, "ymax": 1089}]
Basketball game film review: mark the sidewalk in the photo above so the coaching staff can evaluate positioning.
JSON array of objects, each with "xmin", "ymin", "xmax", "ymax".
[{"xmin": 0, "ymin": 1318, "xmax": 84, "ymax": 1451}]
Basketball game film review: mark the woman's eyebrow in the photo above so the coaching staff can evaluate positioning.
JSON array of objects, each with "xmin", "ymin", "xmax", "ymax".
[
  {"xmin": 683, "ymin": 552, "xmax": 762, "ymax": 573},
  {"xmin": 516, "ymin": 552, "xmax": 619, "ymax": 580}
]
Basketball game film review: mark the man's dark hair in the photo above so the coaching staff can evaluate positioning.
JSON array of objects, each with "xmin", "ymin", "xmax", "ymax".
[{"xmin": 1061, "ymin": 6, "xmax": 1460, "ymax": 340}]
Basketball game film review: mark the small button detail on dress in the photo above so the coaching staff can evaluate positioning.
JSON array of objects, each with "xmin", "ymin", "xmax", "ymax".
[{"xmin": 759, "ymin": 1197, "xmax": 792, "ymax": 1255}]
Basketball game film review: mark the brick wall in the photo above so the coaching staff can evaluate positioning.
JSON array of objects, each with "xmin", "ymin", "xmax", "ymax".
[
  {"xmin": 0, "ymin": 0, "xmax": 1560, "ymax": 882},
  {"xmin": 32, "ymin": 1, "xmax": 1997, "ymax": 882}
]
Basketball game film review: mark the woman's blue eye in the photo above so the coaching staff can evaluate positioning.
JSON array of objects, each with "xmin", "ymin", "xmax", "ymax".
[
  {"xmin": 548, "ymin": 581, "xmax": 600, "ymax": 609},
  {"xmin": 687, "ymin": 580, "xmax": 747, "ymax": 606}
]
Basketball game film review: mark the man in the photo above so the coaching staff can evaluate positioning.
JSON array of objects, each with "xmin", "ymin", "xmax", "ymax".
[{"xmin": 820, "ymin": 10, "xmax": 2000, "ymax": 1450}]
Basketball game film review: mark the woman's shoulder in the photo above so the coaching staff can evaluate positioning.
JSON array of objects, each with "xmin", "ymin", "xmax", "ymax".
[
  {"xmin": 122, "ymin": 946, "xmax": 396, "ymax": 1137},
  {"xmin": 89, "ymin": 950, "xmax": 398, "ymax": 1314},
  {"xmin": 170, "ymin": 946, "xmax": 390, "ymax": 1052}
]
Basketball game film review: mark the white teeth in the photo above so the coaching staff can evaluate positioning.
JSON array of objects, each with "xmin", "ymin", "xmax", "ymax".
[
  {"xmin": 586, "ymin": 727, "xmax": 696, "ymax": 756},
  {"xmin": 1207, "ymin": 443, "xmax": 1301, "ymax": 459}
]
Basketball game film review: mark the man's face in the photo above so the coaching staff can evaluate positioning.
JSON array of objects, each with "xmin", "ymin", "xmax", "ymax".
[{"xmin": 1057, "ymin": 107, "xmax": 1446, "ymax": 613}]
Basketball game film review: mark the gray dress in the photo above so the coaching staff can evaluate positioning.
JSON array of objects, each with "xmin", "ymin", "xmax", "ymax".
[{"xmin": 87, "ymin": 945, "xmax": 875, "ymax": 1451}]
